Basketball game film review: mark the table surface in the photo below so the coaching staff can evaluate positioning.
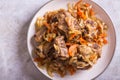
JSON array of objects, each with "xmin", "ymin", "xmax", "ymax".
[{"xmin": 0, "ymin": 0, "xmax": 120, "ymax": 80}]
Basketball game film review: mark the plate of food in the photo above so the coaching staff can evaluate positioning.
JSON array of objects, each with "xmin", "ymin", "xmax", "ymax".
[{"xmin": 27, "ymin": 0, "xmax": 116, "ymax": 80}]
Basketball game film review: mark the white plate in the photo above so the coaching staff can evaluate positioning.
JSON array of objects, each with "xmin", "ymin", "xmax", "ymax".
[{"xmin": 27, "ymin": 0, "xmax": 116, "ymax": 80}]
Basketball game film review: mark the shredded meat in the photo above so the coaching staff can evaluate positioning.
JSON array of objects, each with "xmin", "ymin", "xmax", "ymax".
[
  {"xmin": 54, "ymin": 36, "xmax": 69, "ymax": 59},
  {"xmin": 65, "ymin": 12, "xmax": 81, "ymax": 31},
  {"xmin": 34, "ymin": 26, "xmax": 47, "ymax": 42}
]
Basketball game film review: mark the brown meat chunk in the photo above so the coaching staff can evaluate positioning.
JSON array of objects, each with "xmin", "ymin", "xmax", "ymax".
[
  {"xmin": 34, "ymin": 26, "xmax": 47, "ymax": 42},
  {"xmin": 48, "ymin": 10, "xmax": 69, "ymax": 39},
  {"xmin": 65, "ymin": 12, "xmax": 81, "ymax": 31},
  {"xmin": 54, "ymin": 36, "xmax": 69, "ymax": 59}
]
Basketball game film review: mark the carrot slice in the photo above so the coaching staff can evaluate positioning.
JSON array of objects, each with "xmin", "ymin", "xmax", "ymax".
[
  {"xmin": 89, "ymin": 54, "xmax": 96, "ymax": 61},
  {"xmin": 85, "ymin": 3, "xmax": 90, "ymax": 7},
  {"xmin": 48, "ymin": 37, "xmax": 53, "ymax": 42},
  {"xmin": 99, "ymin": 33, "xmax": 107, "ymax": 38},
  {"xmin": 103, "ymin": 39, "xmax": 108, "ymax": 44},
  {"xmin": 44, "ymin": 22, "xmax": 51, "ymax": 33},
  {"xmin": 69, "ymin": 67, "xmax": 76, "ymax": 75},
  {"xmin": 77, "ymin": 8, "xmax": 87, "ymax": 20},
  {"xmin": 90, "ymin": 9, "xmax": 95, "ymax": 16},
  {"xmin": 68, "ymin": 44, "xmax": 78, "ymax": 57},
  {"xmin": 79, "ymin": 37, "xmax": 87, "ymax": 44},
  {"xmin": 69, "ymin": 33, "xmax": 77, "ymax": 40}
]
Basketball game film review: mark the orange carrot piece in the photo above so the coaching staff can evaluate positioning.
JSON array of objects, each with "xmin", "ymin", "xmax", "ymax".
[
  {"xmin": 79, "ymin": 37, "xmax": 87, "ymax": 44},
  {"xmin": 69, "ymin": 68, "xmax": 75, "ymax": 75},
  {"xmin": 68, "ymin": 66, "xmax": 76, "ymax": 75},
  {"xmin": 100, "ymin": 33, "xmax": 107, "ymax": 38},
  {"xmin": 90, "ymin": 9, "xmax": 95, "ymax": 16},
  {"xmin": 44, "ymin": 22, "xmax": 51, "ymax": 32},
  {"xmin": 77, "ymin": 8, "xmax": 87, "ymax": 20},
  {"xmin": 85, "ymin": 3, "xmax": 90, "ymax": 7},
  {"xmin": 48, "ymin": 37, "xmax": 53, "ymax": 42},
  {"xmin": 103, "ymin": 39, "xmax": 108, "ymax": 44},
  {"xmin": 89, "ymin": 54, "xmax": 96, "ymax": 61},
  {"xmin": 68, "ymin": 44, "xmax": 78, "ymax": 57},
  {"xmin": 69, "ymin": 33, "xmax": 77, "ymax": 40}
]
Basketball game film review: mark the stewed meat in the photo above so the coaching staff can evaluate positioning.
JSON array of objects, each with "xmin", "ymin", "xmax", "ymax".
[{"xmin": 54, "ymin": 36, "xmax": 69, "ymax": 59}]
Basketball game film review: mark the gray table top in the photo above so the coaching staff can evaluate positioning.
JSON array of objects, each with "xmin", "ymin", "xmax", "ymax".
[{"xmin": 0, "ymin": 0, "xmax": 119, "ymax": 80}]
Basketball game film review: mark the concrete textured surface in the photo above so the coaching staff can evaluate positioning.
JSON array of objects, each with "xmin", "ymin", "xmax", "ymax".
[{"xmin": 0, "ymin": 0, "xmax": 120, "ymax": 80}]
